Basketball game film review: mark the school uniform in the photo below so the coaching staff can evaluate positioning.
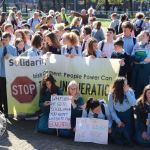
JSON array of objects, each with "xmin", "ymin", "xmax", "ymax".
[
  {"xmin": 82, "ymin": 102, "xmax": 112, "ymax": 129},
  {"xmin": 82, "ymin": 49, "xmax": 102, "ymax": 58},
  {"xmin": 135, "ymin": 101, "xmax": 150, "ymax": 146},
  {"xmin": 131, "ymin": 42, "xmax": 150, "ymax": 98},
  {"xmin": 0, "ymin": 45, "xmax": 17, "ymax": 114},
  {"xmin": 121, "ymin": 35, "xmax": 136, "ymax": 56},
  {"xmin": 26, "ymin": 47, "xmax": 43, "ymax": 57},
  {"xmin": 91, "ymin": 28, "xmax": 105, "ymax": 42},
  {"xmin": 108, "ymin": 89, "xmax": 136, "ymax": 145},
  {"xmin": 111, "ymin": 50, "xmax": 131, "ymax": 77},
  {"xmin": 37, "ymin": 88, "xmax": 63, "ymax": 134},
  {"xmin": 61, "ymin": 45, "xmax": 82, "ymax": 56},
  {"xmin": 132, "ymin": 42, "xmax": 150, "ymax": 64},
  {"xmin": 47, "ymin": 46, "xmax": 61, "ymax": 55},
  {"xmin": 58, "ymin": 96, "xmax": 84, "ymax": 138}
]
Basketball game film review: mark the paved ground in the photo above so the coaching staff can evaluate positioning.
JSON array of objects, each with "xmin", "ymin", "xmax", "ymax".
[{"xmin": 0, "ymin": 118, "xmax": 149, "ymax": 150}]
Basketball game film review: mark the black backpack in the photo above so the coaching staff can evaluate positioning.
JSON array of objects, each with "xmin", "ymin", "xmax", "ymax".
[{"xmin": 134, "ymin": 20, "xmax": 144, "ymax": 37}]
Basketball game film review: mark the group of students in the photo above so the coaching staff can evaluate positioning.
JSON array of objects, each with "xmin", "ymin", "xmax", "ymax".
[
  {"xmin": 37, "ymin": 74, "xmax": 150, "ymax": 146},
  {"xmin": 0, "ymin": 6, "xmax": 150, "ymax": 146}
]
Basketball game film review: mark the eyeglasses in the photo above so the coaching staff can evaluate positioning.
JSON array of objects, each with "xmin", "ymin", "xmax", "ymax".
[{"xmin": 70, "ymin": 88, "xmax": 76, "ymax": 90}]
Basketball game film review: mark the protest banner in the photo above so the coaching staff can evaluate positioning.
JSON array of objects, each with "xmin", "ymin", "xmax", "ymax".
[
  {"xmin": 75, "ymin": 118, "xmax": 108, "ymax": 144},
  {"xmin": 48, "ymin": 95, "xmax": 71, "ymax": 129},
  {"xmin": 5, "ymin": 55, "xmax": 120, "ymax": 115}
]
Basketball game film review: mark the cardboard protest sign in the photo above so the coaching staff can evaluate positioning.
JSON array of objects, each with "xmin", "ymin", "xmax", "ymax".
[
  {"xmin": 75, "ymin": 118, "xmax": 108, "ymax": 144},
  {"xmin": 48, "ymin": 95, "xmax": 71, "ymax": 129}
]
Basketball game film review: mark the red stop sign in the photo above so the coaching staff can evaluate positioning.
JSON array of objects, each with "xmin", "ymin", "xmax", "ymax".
[{"xmin": 11, "ymin": 76, "xmax": 37, "ymax": 103}]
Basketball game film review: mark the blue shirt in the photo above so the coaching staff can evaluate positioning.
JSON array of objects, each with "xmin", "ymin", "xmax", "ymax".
[
  {"xmin": 26, "ymin": 47, "xmax": 43, "ymax": 57},
  {"xmin": 122, "ymin": 36, "xmax": 135, "ymax": 55},
  {"xmin": 91, "ymin": 29, "xmax": 105, "ymax": 42},
  {"xmin": 82, "ymin": 103, "xmax": 112, "ymax": 128},
  {"xmin": 0, "ymin": 45, "xmax": 17, "ymax": 77},
  {"xmin": 108, "ymin": 89, "xmax": 136, "ymax": 124}
]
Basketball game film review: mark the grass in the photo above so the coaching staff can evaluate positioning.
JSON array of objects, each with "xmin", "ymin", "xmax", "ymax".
[{"xmin": 98, "ymin": 18, "xmax": 111, "ymax": 28}]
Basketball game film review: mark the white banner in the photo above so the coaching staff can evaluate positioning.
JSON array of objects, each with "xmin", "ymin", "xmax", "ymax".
[
  {"xmin": 5, "ymin": 55, "xmax": 120, "ymax": 115},
  {"xmin": 75, "ymin": 118, "xmax": 108, "ymax": 144},
  {"xmin": 48, "ymin": 96, "xmax": 71, "ymax": 129}
]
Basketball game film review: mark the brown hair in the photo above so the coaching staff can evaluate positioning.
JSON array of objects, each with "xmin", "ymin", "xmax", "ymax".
[
  {"xmin": 137, "ymin": 84, "xmax": 150, "ymax": 107},
  {"xmin": 14, "ymin": 38, "xmax": 24, "ymax": 47},
  {"xmin": 63, "ymin": 32, "xmax": 79, "ymax": 46},
  {"xmin": 31, "ymin": 34, "xmax": 43, "ymax": 49},
  {"xmin": 111, "ymin": 77, "xmax": 127, "ymax": 104},
  {"xmin": 40, "ymin": 74, "xmax": 59, "ymax": 96},
  {"xmin": 86, "ymin": 38, "xmax": 97, "ymax": 57},
  {"xmin": 122, "ymin": 21, "xmax": 133, "ymax": 31},
  {"xmin": 93, "ymin": 21, "xmax": 101, "ymax": 30},
  {"xmin": 46, "ymin": 32, "xmax": 61, "ymax": 49},
  {"xmin": 15, "ymin": 29, "xmax": 27, "ymax": 43},
  {"xmin": 70, "ymin": 17, "xmax": 81, "ymax": 27},
  {"xmin": 4, "ymin": 24, "xmax": 13, "ymax": 31}
]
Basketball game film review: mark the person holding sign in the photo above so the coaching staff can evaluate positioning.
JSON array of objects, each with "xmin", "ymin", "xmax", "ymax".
[
  {"xmin": 37, "ymin": 74, "xmax": 63, "ymax": 134},
  {"xmin": 61, "ymin": 32, "xmax": 82, "ymax": 58},
  {"xmin": 111, "ymin": 39, "xmax": 131, "ymax": 78},
  {"xmin": 58, "ymin": 80, "xmax": 84, "ymax": 138},
  {"xmin": 82, "ymin": 98, "xmax": 112, "ymax": 135},
  {"xmin": 135, "ymin": 84, "xmax": 150, "ymax": 146},
  {"xmin": 108, "ymin": 77, "xmax": 136, "ymax": 145}
]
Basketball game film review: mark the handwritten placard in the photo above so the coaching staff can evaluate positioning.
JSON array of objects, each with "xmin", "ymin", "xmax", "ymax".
[
  {"xmin": 147, "ymin": 113, "xmax": 150, "ymax": 138},
  {"xmin": 48, "ymin": 95, "xmax": 71, "ymax": 129},
  {"xmin": 75, "ymin": 118, "xmax": 108, "ymax": 145}
]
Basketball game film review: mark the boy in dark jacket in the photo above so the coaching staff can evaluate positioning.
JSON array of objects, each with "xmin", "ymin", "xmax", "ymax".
[{"xmin": 111, "ymin": 39, "xmax": 131, "ymax": 78}]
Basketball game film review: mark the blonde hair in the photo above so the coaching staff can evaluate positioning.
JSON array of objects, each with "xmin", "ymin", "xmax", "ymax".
[
  {"xmin": 67, "ymin": 80, "xmax": 80, "ymax": 98},
  {"xmin": 88, "ymin": 7, "xmax": 94, "ymax": 15},
  {"xmin": 135, "ymin": 12, "xmax": 145, "ymax": 19},
  {"xmin": 70, "ymin": 17, "xmax": 81, "ymax": 27},
  {"xmin": 63, "ymin": 32, "xmax": 79, "ymax": 46},
  {"xmin": 55, "ymin": 23, "xmax": 65, "ymax": 31},
  {"xmin": 137, "ymin": 30, "xmax": 150, "ymax": 42}
]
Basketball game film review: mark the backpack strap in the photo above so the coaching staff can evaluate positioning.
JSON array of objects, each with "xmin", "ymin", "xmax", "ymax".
[
  {"xmin": 138, "ymin": 20, "xmax": 144, "ymax": 28},
  {"xmin": 30, "ymin": 18, "xmax": 34, "ymax": 27},
  {"xmin": 100, "ymin": 102, "xmax": 107, "ymax": 120},
  {"xmin": 86, "ymin": 108, "xmax": 90, "ymax": 117},
  {"xmin": 100, "ymin": 40, "xmax": 105, "ymax": 51},
  {"xmin": 133, "ymin": 37, "xmax": 136, "ymax": 45},
  {"xmin": 74, "ymin": 46, "xmax": 78, "ymax": 54},
  {"xmin": 30, "ymin": 18, "xmax": 40, "ymax": 27}
]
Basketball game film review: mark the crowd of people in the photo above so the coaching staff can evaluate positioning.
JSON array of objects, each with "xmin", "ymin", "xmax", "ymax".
[{"xmin": 0, "ymin": 6, "xmax": 150, "ymax": 146}]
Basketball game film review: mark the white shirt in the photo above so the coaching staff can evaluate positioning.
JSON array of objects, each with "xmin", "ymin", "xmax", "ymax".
[{"xmin": 98, "ymin": 40, "xmax": 114, "ymax": 58}]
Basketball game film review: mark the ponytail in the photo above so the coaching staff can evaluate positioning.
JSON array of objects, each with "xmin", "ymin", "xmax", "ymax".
[{"xmin": 86, "ymin": 97, "xmax": 100, "ymax": 110}]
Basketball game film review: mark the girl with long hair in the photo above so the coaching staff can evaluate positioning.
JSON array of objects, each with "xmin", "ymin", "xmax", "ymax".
[
  {"xmin": 135, "ymin": 84, "xmax": 150, "ymax": 146},
  {"xmin": 82, "ymin": 38, "xmax": 102, "ymax": 58},
  {"xmin": 108, "ymin": 77, "xmax": 136, "ymax": 145},
  {"xmin": 37, "ymin": 74, "xmax": 63, "ymax": 134},
  {"xmin": 45, "ymin": 32, "xmax": 61, "ymax": 54}
]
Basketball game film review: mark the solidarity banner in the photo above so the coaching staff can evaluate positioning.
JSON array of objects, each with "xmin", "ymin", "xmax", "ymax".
[
  {"xmin": 49, "ymin": 96, "xmax": 71, "ymax": 129},
  {"xmin": 75, "ymin": 118, "xmax": 108, "ymax": 144},
  {"xmin": 5, "ymin": 55, "xmax": 120, "ymax": 115}
]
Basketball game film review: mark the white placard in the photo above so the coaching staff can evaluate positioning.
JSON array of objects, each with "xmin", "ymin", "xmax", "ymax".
[
  {"xmin": 48, "ymin": 95, "xmax": 71, "ymax": 129},
  {"xmin": 75, "ymin": 118, "xmax": 108, "ymax": 144}
]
